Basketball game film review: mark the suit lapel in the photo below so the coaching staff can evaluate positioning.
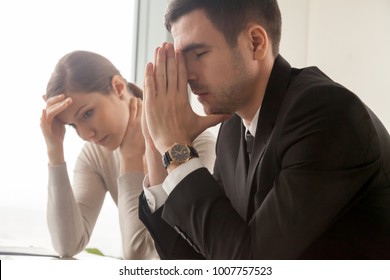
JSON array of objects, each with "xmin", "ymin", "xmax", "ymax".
[{"xmin": 245, "ymin": 56, "xmax": 292, "ymax": 218}]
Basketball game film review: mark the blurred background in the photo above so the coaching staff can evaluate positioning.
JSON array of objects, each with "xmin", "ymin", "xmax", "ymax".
[{"xmin": 0, "ymin": 0, "xmax": 389, "ymax": 258}]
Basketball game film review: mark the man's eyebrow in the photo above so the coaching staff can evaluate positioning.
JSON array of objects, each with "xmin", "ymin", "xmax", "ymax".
[{"xmin": 181, "ymin": 43, "xmax": 208, "ymax": 53}]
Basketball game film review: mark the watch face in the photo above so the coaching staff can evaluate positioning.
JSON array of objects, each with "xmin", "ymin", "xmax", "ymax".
[{"xmin": 170, "ymin": 144, "xmax": 190, "ymax": 163}]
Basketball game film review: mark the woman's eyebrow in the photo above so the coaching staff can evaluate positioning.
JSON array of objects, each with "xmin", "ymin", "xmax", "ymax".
[{"xmin": 74, "ymin": 105, "xmax": 87, "ymax": 119}]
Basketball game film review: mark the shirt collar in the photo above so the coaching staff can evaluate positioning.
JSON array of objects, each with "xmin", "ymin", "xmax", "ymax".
[{"xmin": 243, "ymin": 105, "xmax": 261, "ymax": 137}]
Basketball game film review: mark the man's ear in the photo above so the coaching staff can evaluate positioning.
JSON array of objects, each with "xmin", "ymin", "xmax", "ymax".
[
  {"xmin": 247, "ymin": 24, "xmax": 269, "ymax": 60},
  {"xmin": 111, "ymin": 75, "xmax": 126, "ymax": 99}
]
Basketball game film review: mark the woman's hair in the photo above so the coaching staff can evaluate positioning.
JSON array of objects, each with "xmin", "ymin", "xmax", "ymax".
[
  {"xmin": 46, "ymin": 50, "xmax": 142, "ymax": 99},
  {"xmin": 165, "ymin": 0, "xmax": 282, "ymax": 55}
]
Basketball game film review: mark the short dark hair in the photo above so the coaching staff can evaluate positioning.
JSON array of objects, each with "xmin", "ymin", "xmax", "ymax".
[{"xmin": 165, "ymin": 0, "xmax": 282, "ymax": 55}]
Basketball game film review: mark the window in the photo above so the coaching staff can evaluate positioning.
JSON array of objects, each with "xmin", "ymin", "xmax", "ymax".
[{"xmin": 0, "ymin": 0, "xmax": 138, "ymax": 258}]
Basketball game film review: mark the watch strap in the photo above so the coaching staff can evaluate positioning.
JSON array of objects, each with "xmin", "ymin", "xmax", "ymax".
[
  {"xmin": 188, "ymin": 146, "xmax": 199, "ymax": 158},
  {"xmin": 162, "ymin": 151, "xmax": 172, "ymax": 169}
]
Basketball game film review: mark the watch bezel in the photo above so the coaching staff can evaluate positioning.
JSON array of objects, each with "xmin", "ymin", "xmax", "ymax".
[
  {"xmin": 162, "ymin": 143, "xmax": 199, "ymax": 169},
  {"xmin": 168, "ymin": 143, "xmax": 191, "ymax": 164}
]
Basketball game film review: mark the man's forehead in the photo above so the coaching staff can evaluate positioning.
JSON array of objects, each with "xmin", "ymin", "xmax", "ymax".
[
  {"xmin": 170, "ymin": 10, "xmax": 216, "ymax": 50},
  {"xmin": 170, "ymin": 9, "xmax": 207, "ymax": 33}
]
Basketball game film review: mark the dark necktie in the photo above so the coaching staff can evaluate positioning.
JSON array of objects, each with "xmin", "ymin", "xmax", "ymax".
[{"xmin": 246, "ymin": 131, "xmax": 254, "ymax": 156}]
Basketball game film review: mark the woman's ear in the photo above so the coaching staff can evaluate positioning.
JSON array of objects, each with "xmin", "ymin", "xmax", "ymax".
[
  {"xmin": 111, "ymin": 75, "xmax": 126, "ymax": 99},
  {"xmin": 247, "ymin": 24, "xmax": 269, "ymax": 61}
]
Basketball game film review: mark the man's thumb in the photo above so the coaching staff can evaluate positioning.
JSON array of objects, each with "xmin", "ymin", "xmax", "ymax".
[{"xmin": 198, "ymin": 114, "xmax": 232, "ymax": 133}]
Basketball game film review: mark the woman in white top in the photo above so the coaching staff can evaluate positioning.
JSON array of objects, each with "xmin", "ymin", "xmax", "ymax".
[{"xmin": 40, "ymin": 50, "xmax": 216, "ymax": 259}]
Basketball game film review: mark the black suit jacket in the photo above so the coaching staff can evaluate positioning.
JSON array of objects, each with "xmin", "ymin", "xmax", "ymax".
[{"xmin": 139, "ymin": 55, "xmax": 390, "ymax": 259}]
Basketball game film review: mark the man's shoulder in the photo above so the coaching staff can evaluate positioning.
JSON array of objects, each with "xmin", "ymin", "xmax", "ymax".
[
  {"xmin": 288, "ymin": 65, "xmax": 359, "ymax": 105},
  {"xmin": 291, "ymin": 65, "xmax": 338, "ymax": 89}
]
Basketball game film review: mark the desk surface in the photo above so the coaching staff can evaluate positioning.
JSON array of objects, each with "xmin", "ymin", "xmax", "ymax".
[
  {"xmin": 0, "ymin": 241, "xmax": 116, "ymax": 260},
  {"xmin": 0, "ymin": 245, "xmax": 58, "ymax": 260}
]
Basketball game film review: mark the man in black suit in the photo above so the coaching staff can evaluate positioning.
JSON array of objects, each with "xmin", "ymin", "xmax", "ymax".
[{"xmin": 139, "ymin": 0, "xmax": 390, "ymax": 259}]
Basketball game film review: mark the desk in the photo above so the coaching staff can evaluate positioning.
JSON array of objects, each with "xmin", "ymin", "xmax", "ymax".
[{"xmin": 0, "ymin": 240, "xmax": 116, "ymax": 260}]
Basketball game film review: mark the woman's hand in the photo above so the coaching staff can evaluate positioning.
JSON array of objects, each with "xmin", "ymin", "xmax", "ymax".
[
  {"xmin": 141, "ymin": 97, "xmax": 168, "ymax": 186},
  {"xmin": 40, "ymin": 94, "xmax": 72, "ymax": 165},
  {"xmin": 119, "ymin": 97, "xmax": 145, "ymax": 175}
]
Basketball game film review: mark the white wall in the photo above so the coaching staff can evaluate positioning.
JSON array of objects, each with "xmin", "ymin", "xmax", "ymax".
[
  {"xmin": 279, "ymin": 0, "xmax": 390, "ymax": 130},
  {"xmin": 278, "ymin": 0, "xmax": 311, "ymax": 67}
]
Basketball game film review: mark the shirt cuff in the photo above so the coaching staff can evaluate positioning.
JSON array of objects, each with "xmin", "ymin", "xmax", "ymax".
[
  {"xmin": 143, "ymin": 175, "xmax": 168, "ymax": 212},
  {"xmin": 162, "ymin": 158, "xmax": 203, "ymax": 195}
]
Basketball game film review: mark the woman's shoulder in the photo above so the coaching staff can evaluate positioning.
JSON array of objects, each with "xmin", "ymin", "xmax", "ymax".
[{"xmin": 77, "ymin": 142, "xmax": 118, "ymax": 170}]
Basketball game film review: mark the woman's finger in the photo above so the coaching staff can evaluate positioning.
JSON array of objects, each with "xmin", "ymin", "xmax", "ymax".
[
  {"xmin": 45, "ymin": 97, "xmax": 72, "ymax": 121},
  {"xmin": 45, "ymin": 94, "xmax": 65, "ymax": 106},
  {"xmin": 128, "ymin": 97, "xmax": 137, "ymax": 121},
  {"xmin": 136, "ymin": 97, "xmax": 143, "ymax": 120}
]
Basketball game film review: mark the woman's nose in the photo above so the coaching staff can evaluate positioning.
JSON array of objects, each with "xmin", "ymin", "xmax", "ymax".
[{"xmin": 76, "ymin": 124, "xmax": 95, "ymax": 141}]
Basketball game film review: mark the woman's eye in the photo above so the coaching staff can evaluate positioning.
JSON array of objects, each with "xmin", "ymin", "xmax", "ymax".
[{"xmin": 83, "ymin": 109, "xmax": 93, "ymax": 119}]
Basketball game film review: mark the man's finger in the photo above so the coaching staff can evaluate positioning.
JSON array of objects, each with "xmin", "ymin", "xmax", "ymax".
[
  {"xmin": 196, "ymin": 114, "xmax": 232, "ymax": 137},
  {"xmin": 155, "ymin": 47, "xmax": 167, "ymax": 95},
  {"xmin": 144, "ymin": 63, "xmax": 157, "ymax": 103},
  {"xmin": 176, "ymin": 49, "xmax": 188, "ymax": 96},
  {"xmin": 166, "ymin": 43, "xmax": 178, "ymax": 98}
]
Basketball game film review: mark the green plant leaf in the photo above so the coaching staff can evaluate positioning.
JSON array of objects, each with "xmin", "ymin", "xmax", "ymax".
[{"xmin": 85, "ymin": 248, "xmax": 104, "ymax": 256}]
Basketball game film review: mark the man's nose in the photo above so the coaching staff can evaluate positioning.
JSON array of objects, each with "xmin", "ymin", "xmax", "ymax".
[
  {"xmin": 184, "ymin": 58, "xmax": 198, "ymax": 82},
  {"xmin": 187, "ymin": 67, "xmax": 199, "ymax": 84}
]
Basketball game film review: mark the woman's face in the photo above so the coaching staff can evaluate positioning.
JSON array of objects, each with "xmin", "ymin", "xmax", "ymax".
[{"xmin": 56, "ymin": 90, "xmax": 129, "ymax": 151}]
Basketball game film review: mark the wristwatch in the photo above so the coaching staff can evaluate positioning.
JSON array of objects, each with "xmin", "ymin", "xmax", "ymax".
[{"xmin": 162, "ymin": 143, "xmax": 199, "ymax": 169}]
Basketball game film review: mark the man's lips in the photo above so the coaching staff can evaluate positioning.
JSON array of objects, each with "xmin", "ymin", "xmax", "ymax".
[
  {"xmin": 192, "ymin": 90, "xmax": 207, "ymax": 96},
  {"xmin": 194, "ymin": 92, "xmax": 207, "ymax": 96},
  {"xmin": 194, "ymin": 92, "xmax": 208, "ymax": 102}
]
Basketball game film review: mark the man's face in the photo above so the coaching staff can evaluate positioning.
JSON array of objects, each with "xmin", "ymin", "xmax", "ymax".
[{"xmin": 171, "ymin": 9, "xmax": 258, "ymax": 115}]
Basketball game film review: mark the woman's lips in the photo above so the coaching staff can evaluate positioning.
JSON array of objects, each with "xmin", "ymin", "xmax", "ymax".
[{"xmin": 98, "ymin": 135, "xmax": 108, "ymax": 146}]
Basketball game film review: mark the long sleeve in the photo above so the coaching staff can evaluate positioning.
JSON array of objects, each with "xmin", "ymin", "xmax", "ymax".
[
  {"xmin": 47, "ymin": 141, "xmax": 159, "ymax": 259},
  {"xmin": 47, "ymin": 163, "xmax": 106, "ymax": 257},
  {"xmin": 117, "ymin": 173, "xmax": 159, "ymax": 259}
]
